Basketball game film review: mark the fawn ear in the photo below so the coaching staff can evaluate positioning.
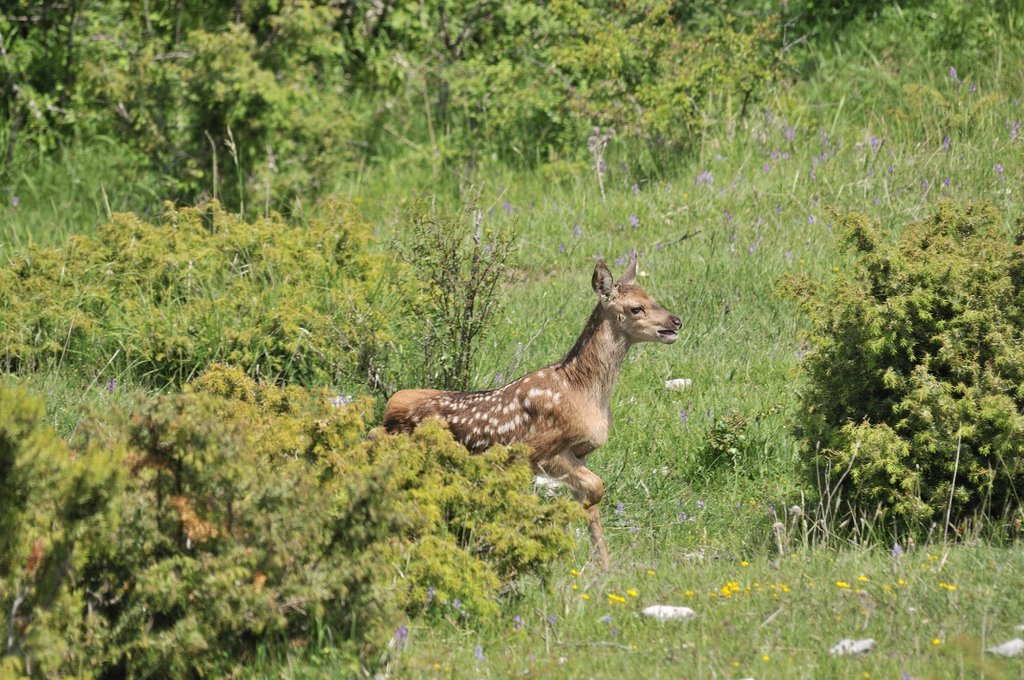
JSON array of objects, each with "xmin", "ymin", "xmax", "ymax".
[
  {"xmin": 592, "ymin": 258, "xmax": 614, "ymax": 301},
  {"xmin": 618, "ymin": 250, "xmax": 638, "ymax": 286}
]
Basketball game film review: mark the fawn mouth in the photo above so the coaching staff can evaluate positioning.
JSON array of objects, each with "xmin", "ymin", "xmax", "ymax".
[{"xmin": 657, "ymin": 329, "xmax": 679, "ymax": 342}]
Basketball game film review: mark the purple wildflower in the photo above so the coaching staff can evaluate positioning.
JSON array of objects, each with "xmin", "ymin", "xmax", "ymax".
[
  {"xmin": 1011, "ymin": 121, "xmax": 1020, "ymax": 140},
  {"xmin": 695, "ymin": 170, "xmax": 713, "ymax": 186},
  {"xmin": 10, "ymin": 195, "xmax": 18, "ymax": 208},
  {"xmin": 678, "ymin": 511, "xmax": 688, "ymax": 522},
  {"xmin": 426, "ymin": 586, "xmax": 435, "ymax": 603},
  {"xmin": 970, "ymin": 82, "xmax": 977, "ymax": 94},
  {"xmin": 601, "ymin": 614, "xmax": 612, "ymax": 624},
  {"xmin": 452, "ymin": 598, "xmax": 462, "ymax": 610},
  {"xmin": 106, "ymin": 378, "xmax": 116, "ymax": 394},
  {"xmin": 483, "ymin": 244, "xmax": 491, "ymax": 254},
  {"xmin": 679, "ymin": 409, "xmax": 688, "ymax": 424},
  {"xmin": 888, "ymin": 164, "xmax": 895, "ymax": 175},
  {"xmin": 394, "ymin": 625, "xmax": 408, "ymax": 649},
  {"xmin": 629, "ymin": 213, "xmax": 640, "ymax": 228},
  {"xmin": 775, "ymin": 204, "xmax": 782, "ymax": 213},
  {"xmin": 943, "ymin": 135, "xmax": 951, "ymax": 152},
  {"xmin": 513, "ymin": 615, "xmax": 523, "ymax": 629},
  {"xmin": 632, "ymin": 182, "xmax": 640, "ymax": 196},
  {"xmin": 724, "ymin": 209, "xmax": 733, "ymax": 222},
  {"xmin": 784, "ymin": 125, "xmax": 796, "ymax": 142},
  {"xmin": 892, "ymin": 542, "xmax": 903, "ymax": 558},
  {"xmin": 808, "ymin": 215, "xmax": 815, "ymax": 225},
  {"xmin": 696, "ymin": 499, "xmax": 705, "ymax": 510},
  {"xmin": 922, "ymin": 180, "xmax": 930, "ymax": 192},
  {"xmin": 330, "ymin": 395, "xmax": 352, "ymax": 407},
  {"xmin": 475, "ymin": 645, "xmax": 485, "ymax": 661},
  {"xmin": 870, "ymin": 136, "xmax": 880, "ymax": 152},
  {"xmin": 763, "ymin": 163, "xmax": 771, "ymax": 173},
  {"xmin": 610, "ymin": 627, "xmax": 618, "ymax": 637},
  {"xmin": 770, "ymin": 149, "xmax": 781, "ymax": 160},
  {"xmin": 782, "ymin": 152, "xmax": 790, "ymax": 160},
  {"xmin": 573, "ymin": 224, "xmax": 582, "ymax": 238},
  {"xmin": 996, "ymin": 162, "xmax": 1005, "ymax": 178},
  {"xmin": 949, "ymin": 66, "xmax": 959, "ymax": 83},
  {"xmin": 615, "ymin": 501, "xmax": 624, "ymax": 515},
  {"xmin": 547, "ymin": 613, "xmax": 557, "ymax": 625},
  {"xmin": 502, "ymin": 201, "xmax": 512, "ymax": 213},
  {"xmin": 944, "ymin": 177, "xmax": 951, "ymax": 187},
  {"xmin": 810, "ymin": 166, "xmax": 817, "ymax": 181}
]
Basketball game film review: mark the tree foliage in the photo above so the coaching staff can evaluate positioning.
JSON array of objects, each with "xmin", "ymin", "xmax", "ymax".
[{"xmin": 1, "ymin": 1, "xmax": 785, "ymax": 207}]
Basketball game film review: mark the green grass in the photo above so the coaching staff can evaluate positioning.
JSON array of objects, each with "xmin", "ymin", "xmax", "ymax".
[
  {"xmin": 3, "ymin": 2, "xmax": 1024, "ymax": 677},
  {"xmin": 382, "ymin": 545, "xmax": 1024, "ymax": 679}
]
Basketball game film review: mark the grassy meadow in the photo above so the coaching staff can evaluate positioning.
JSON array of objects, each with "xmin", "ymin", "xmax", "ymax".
[{"xmin": 3, "ymin": 2, "xmax": 1024, "ymax": 678}]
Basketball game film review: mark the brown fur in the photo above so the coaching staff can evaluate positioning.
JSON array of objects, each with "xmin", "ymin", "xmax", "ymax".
[{"xmin": 382, "ymin": 252, "xmax": 680, "ymax": 569}]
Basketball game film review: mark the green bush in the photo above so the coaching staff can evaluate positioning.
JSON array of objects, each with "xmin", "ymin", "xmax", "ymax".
[
  {"xmin": 394, "ymin": 195, "xmax": 517, "ymax": 391},
  {"xmin": 2, "ymin": 1, "xmax": 784, "ymax": 204},
  {"xmin": 787, "ymin": 201, "xmax": 1024, "ymax": 532},
  {"xmin": 0, "ymin": 366, "xmax": 577, "ymax": 676},
  {"xmin": 0, "ymin": 201, "xmax": 396, "ymax": 389}
]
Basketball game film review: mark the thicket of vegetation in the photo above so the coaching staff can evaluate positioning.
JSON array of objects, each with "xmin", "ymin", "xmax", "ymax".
[
  {"xmin": 787, "ymin": 202, "xmax": 1024, "ymax": 532},
  {"xmin": 1, "ymin": 0, "xmax": 783, "ymax": 210},
  {"xmin": 0, "ymin": 201, "xmax": 398, "ymax": 388},
  {"xmin": 0, "ymin": 366, "xmax": 576, "ymax": 677}
]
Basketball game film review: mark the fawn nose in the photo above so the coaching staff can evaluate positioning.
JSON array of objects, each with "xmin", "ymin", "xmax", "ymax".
[{"xmin": 669, "ymin": 315, "xmax": 682, "ymax": 329}]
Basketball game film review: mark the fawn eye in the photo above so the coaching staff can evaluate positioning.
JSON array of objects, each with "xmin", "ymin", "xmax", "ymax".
[{"xmin": 630, "ymin": 306, "xmax": 644, "ymax": 315}]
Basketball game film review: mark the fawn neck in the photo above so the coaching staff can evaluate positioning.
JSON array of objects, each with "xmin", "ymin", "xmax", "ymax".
[{"xmin": 558, "ymin": 304, "xmax": 631, "ymax": 405}]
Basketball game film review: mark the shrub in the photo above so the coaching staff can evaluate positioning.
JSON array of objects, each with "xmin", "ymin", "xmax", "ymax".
[
  {"xmin": 0, "ymin": 201, "xmax": 396, "ymax": 389},
  {"xmin": 0, "ymin": 366, "xmax": 578, "ymax": 676},
  {"xmin": 394, "ymin": 195, "xmax": 517, "ymax": 391},
  {"xmin": 369, "ymin": 1, "xmax": 784, "ymax": 167},
  {"xmin": 787, "ymin": 201, "xmax": 1024, "ymax": 532}
]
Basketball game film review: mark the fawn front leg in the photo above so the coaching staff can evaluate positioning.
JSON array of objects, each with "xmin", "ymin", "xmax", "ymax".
[
  {"xmin": 535, "ymin": 450, "xmax": 610, "ymax": 570},
  {"xmin": 585, "ymin": 504, "xmax": 610, "ymax": 570}
]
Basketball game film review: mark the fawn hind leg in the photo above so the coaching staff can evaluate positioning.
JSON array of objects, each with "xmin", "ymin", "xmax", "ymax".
[{"xmin": 535, "ymin": 451, "xmax": 610, "ymax": 570}]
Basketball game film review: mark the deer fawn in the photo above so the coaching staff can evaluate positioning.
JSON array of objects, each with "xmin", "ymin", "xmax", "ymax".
[{"xmin": 382, "ymin": 252, "xmax": 681, "ymax": 569}]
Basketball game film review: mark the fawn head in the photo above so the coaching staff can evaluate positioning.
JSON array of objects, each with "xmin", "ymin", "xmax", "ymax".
[{"xmin": 592, "ymin": 252, "xmax": 681, "ymax": 344}]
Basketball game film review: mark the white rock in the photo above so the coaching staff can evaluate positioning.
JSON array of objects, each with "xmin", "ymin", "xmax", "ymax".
[
  {"xmin": 642, "ymin": 605, "xmax": 697, "ymax": 621},
  {"xmin": 829, "ymin": 638, "xmax": 876, "ymax": 656},
  {"xmin": 665, "ymin": 378, "xmax": 693, "ymax": 390},
  {"xmin": 987, "ymin": 639, "xmax": 1024, "ymax": 657},
  {"xmin": 1016, "ymin": 623, "xmax": 1024, "ymax": 631}
]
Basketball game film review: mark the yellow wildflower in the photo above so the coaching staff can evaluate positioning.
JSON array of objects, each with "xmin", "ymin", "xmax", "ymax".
[{"xmin": 835, "ymin": 581, "xmax": 851, "ymax": 589}]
